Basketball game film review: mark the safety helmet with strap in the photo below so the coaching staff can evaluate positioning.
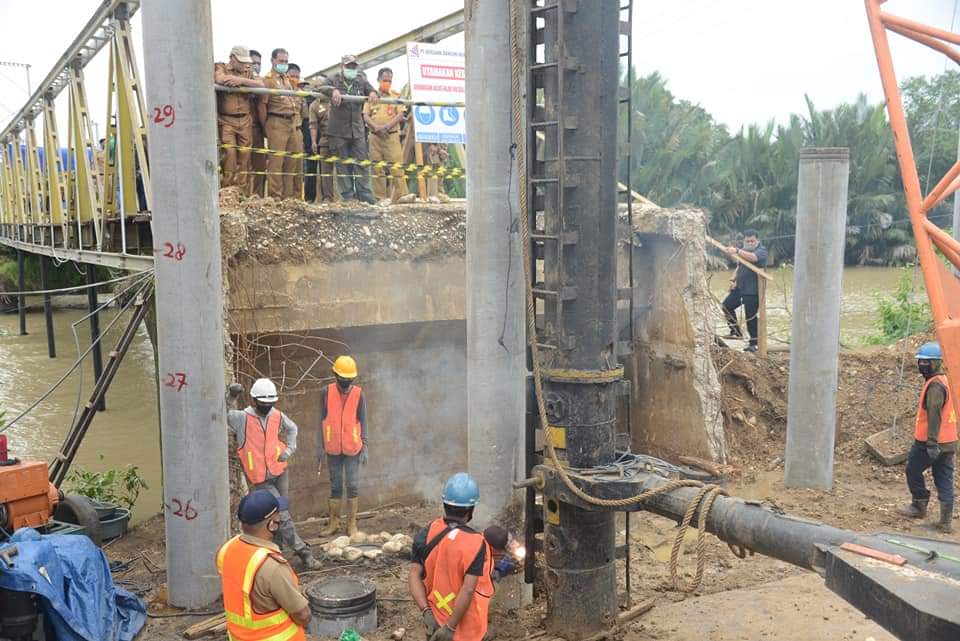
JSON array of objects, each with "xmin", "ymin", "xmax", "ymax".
[
  {"xmin": 250, "ymin": 378, "xmax": 279, "ymax": 402},
  {"xmin": 916, "ymin": 341, "xmax": 943, "ymax": 361},
  {"xmin": 442, "ymin": 473, "xmax": 479, "ymax": 507},
  {"xmin": 332, "ymin": 355, "xmax": 359, "ymax": 379}
]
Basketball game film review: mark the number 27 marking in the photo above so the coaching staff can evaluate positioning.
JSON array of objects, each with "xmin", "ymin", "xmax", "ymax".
[{"xmin": 153, "ymin": 104, "xmax": 176, "ymax": 128}]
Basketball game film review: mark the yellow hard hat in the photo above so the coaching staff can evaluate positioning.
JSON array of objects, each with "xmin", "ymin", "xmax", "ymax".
[{"xmin": 332, "ymin": 355, "xmax": 358, "ymax": 379}]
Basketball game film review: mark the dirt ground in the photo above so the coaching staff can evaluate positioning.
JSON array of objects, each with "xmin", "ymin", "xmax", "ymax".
[{"xmin": 108, "ymin": 339, "xmax": 955, "ymax": 641}]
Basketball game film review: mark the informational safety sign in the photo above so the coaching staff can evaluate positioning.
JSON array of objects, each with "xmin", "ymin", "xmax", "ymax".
[{"xmin": 406, "ymin": 41, "xmax": 466, "ymax": 144}]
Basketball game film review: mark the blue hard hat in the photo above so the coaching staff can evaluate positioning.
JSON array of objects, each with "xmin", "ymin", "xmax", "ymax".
[
  {"xmin": 441, "ymin": 473, "xmax": 479, "ymax": 507},
  {"xmin": 916, "ymin": 341, "xmax": 943, "ymax": 361},
  {"xmin": 238, "ymin": 489, "xmax": 288, "ymax": 524}
]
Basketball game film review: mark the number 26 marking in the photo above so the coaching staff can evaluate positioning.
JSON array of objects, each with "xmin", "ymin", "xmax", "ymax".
[{"xmin": 153, "ymin": 104, "xmax": 176, "ymax": 128}]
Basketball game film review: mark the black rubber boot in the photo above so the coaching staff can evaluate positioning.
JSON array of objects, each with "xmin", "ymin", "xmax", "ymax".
[
  {"xmin": 936, "ymin": 502, "xmax": 954, "ymax": 533},
  {"xmin": 900, "ymin": 498, "xmax": 928, "ymax": 518},
  {"xmin": 297, "ymin": 548, "xmax": 322, "ymax": 571}
]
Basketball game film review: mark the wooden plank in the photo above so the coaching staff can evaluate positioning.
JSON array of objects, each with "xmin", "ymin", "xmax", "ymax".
[
  {"xmin": 705, "ymin": 235, "xmax": 773, "ymax": 281},
  {"xmin": 618, "ymin": 598, "xmax": 655, "ymax": 624},
  {"xmin": 839, "ymin": 542, "xmax": 907, "ymax": 566},
  {"xmin": 183, "ymin": 613, "xmax": 226, "ymax": 639}
]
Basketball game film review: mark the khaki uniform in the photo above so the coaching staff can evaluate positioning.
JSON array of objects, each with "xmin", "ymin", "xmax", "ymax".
[
  {"xmin": 259, "ymin": 70, "xmax": 299, "ymax": 199},
  {"xmin": 427, "ymin": 144, "xmax": 449, "ymax": 198},
  {"xmin": 238, "ymin": 534, "xmax": 309, "ymax": 615},
  {"xmin": 309, "ymin": 100, "xmax": 336, "ymax": 202},
  {"xmin": 364, "ymin": 91, "xmax": 407, "ymax": 201},
  {"xmin": 251, "ymin": 116, "xmax": 266, "ymax": 197},
  {"xmin": 215, "ymin": 62, "xmax": 256, "ymax": 190},
  {"xmin": 291, "ymin": 97, "xmax": 307, "ymax": 199}
]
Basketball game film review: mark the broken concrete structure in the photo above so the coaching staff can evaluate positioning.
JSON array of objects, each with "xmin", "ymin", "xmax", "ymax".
[{"xmin": 220, "ymin": 193, "xmax": 724, "ymax": 518}]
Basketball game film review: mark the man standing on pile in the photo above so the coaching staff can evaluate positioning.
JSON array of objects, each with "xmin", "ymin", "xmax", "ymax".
[
  {"xmin": 257, "ymin": 48, "xmax": 299, "ymax": 199},
  {"xmin": 249, "ymin": 50, "xmax": 267, "ymax": 197},
  {"xmin": 217, "ymin": 490, "xmax": 310, "ymax": 641},
  {"xmin": 901, "ymin": 341, "xmax": 957, "ymax": 533},
  {"xmin": 408, "ymin": 473, "xmax": 498, "ymax": 641},
  {"xmin": 721, "ymin": 229, "xmax": 768, "ymax": 353},
  {"xmin": 316, "ymin": 55, "xmax": 379, "ymax": 204},
  {"xmin": 364, "ymin": 67, "xmax": 408, "ymax": 204},
  {"xmin": 227, "ymin": 379, "xmax": 321, "ymax": 569},
  {"xmin": 317, "ymin": 356, "xmax": 368, "ymax": 537},
  {"xmin": 214, "ymin": 46, "xmax": 264, "ymax": 191},
  {"xmin": 309, "ymin": 79, "xmax": 337, "ymax": 203},
  {"xmin": 287, "ymin": 63, "xmax": 307, "ymax": 200}
]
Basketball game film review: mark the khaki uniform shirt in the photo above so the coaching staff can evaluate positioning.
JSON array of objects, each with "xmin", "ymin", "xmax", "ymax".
[
  {"xmin": 308, "ymin": 101, "xmax": 331, "ymax": 148},
  {"xmin": 363, "ymin": 90, "xmax": 406, "ymax": 134},
  {"xmin": 259, "ymin": 70, "xmax": 297, "ymax": 117},
  {"xmin": 214, "ymin": 62, "xmax": 256, "ymax": 116},
  {"xmin": 239, "ymin": 534, "xmax": 309, "ymax": 615}
]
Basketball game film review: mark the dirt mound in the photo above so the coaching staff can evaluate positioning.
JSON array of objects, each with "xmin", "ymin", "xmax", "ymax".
[
  {"xmin": 717, "ymin": 338, "xmax": 927, "ymax": 475},
  {"xmin": 218, "ymin": 187, "xmax": 466, "ymax": 265}
]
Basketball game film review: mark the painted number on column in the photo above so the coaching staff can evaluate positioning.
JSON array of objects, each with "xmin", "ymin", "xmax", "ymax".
[
  {"xmin": 162, "ymin": 242, "xmax": 186, "ymax": 261},
  {"xmin": 166, "ymin": 498, "xmax": 198, "ymax": 520},
  {"xmin": 153, "ymin": 105, "xmax": 176, "ymax": 128},
  {"xmin": 164, "ymin": 372, "xmax": 188, "ymax": 391}
]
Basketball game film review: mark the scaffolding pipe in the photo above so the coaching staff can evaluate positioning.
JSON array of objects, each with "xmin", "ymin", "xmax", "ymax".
[
  {"xmin": 17, "ymin": 249, "xmax": 26, "ymax": 335},
  {"xmin": 86, "ymin": 263, "xmax": 105, "ymax": 411},
  {"xmin": 142, "ymin": 0, "xmax": 230, "ymax": 608},
  {"xmin": 40, "ymin": 256, "xmax": 55, "ymax": 358}
]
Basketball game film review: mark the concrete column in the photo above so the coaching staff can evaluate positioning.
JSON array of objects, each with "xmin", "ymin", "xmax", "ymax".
[
  {"xmin": 16, "ymin": 249, "xmax": 26, "ymax": 335},
  {"xmin": 142, "ymin": 0, "xmax": 230, "ymax": 608},
  {"xmin": 785, "ymin": 148, "xmax": 849, "ymax": 489},
  {"xmin": 86, "ymin": 263, "xmax": 105, "ymax": 411},
  {"xmin": 465, "ymin": 0, "xmax": 525, "ymax": 524},
  {"xmin": 39, "ymin": 256, "xmax": 55, "ymax": 358}
]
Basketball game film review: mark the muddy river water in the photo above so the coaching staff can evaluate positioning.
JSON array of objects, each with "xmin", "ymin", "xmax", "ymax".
[{"xmin": 3, "ymin": 267, "xmax": 910, "ymax": 523}]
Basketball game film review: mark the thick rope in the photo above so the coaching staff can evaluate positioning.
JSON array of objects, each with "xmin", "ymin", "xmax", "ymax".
[{"xmin": 509, "ymin": 0, "xmax": 732, "ymax": 593}]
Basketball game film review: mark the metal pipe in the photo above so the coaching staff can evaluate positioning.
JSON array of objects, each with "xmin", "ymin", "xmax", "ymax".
[
  {"xmin": 784, "ymin": 148, "xmax": 849, "ymax": 489},
  {"xmin": 213, "ymin": 84, "xmax": 465, "ymax": 108},
  {"xmin": 85, "ymin": 263, "xmax": 105, "ymax": 411},
  {"xmin": 142, "ymin": 0, "xmax": 230, "ymax": 608},
  {"xmin": 16, "ymin": 249, "xmax": 26, "ymax": 335},
  {"xmin": 39, "ymin": 256, "xmax": 55, "ymax": 358}
]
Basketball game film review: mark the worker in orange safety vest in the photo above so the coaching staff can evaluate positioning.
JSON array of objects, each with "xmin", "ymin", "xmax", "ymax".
[
  {"xmin": 227, "ymin": 378, "xmax": 321, "ymax": 569},
  {"xmin": 408, "ymin": 473, "xmax": 499, "ymax": 641},
  {"xmin": 217, "ymin": 489, "xmax": 310, "ymax": 641},
  {"xmin": 317, "ymin": 355, "xmax": 368, "ymax": 538},
  {"xmin": 901, "ymin": 341, "xmax": 958, "ymax": 533}
]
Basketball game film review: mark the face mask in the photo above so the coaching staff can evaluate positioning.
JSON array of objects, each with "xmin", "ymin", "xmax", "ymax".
[
  {"xmin": 336, "ymin": 377, "xmax": 352, "ymax": 393},
  {"xmin": 255, "ymin": 402, "xmax": 274, "ymax": 415},
  {"xmin": 252, "ymin": 63, "xmax": 261, "ymax": 74},
  {"xmin": 919, "ymin": 360, "xmax": 939, "ymax": 379},
  {"xmin": 274, "ymin": 63, "xmax": 288, "ymax": 74},
  {"xmin": 343, "ymin": 68, "xmax": 358, "ymax": 80},
  {"xmin": 379, "ymin": 80, "xmax": 392, "ymax": 93}
]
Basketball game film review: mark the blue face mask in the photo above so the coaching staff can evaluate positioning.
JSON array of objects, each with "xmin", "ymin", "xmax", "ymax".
[
  {"xmin": 274, "ymin": 63, "xmax": 288, "ymax": 74},
  {"xmin": 343, "ymin": 68, "xmax": 358, "ymax": 80}
]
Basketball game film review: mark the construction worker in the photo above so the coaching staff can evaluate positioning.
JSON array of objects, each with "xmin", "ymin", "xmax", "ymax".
[
  {"xmin": 901, "ymin": 341, "xmax": 957, "ymax": 533},
  {"xmin": 317, "ymin": 356, "xmax": 368, "ymax": 537},
  {"xmin": 227, "ymin": 379, "xmax": 321, "ymax": 570},
  {"xmin": 287, "ymin": 63, "xmax": 306, "ymax": 200},
  {"xmin": 426, "ymin": 143, "xmax": 451, "ymax": 203},
  {"xmin": 217, "ymin": 490, "xmax": 310, "ymax": 641},
  {"xmin": 257, "ymin": 48, "xmax": 299, "ymax": 199},
  {"xmin": 408, "ymin": 473, "xmax": 502, "ymax": 641},
  {"xmin": 316, "ymin": 54, "xmax": 379, "ymax": 204},
  {"xmin": 249, "ymin": 50, "xmax": 267, "ymax": 197},
  {"xmin": 363, "ymin": 68, "xmax": 408, "ymax": 204},
  {"xmin": 309, "ymin": 81, "xmax": 337, "ymax": 203},
  {"xmin": 214, "ymin": 46, "xmax": 264, "ymax": 191},
  {"xmin": 721, "ymin": 229, "xmax": 768, "ymax": 353}
]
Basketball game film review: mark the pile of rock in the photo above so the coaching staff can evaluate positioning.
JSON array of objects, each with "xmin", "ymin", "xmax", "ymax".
[{"xmin": 321, "ymin": 532, "xmax": 414, "ymax": 562}]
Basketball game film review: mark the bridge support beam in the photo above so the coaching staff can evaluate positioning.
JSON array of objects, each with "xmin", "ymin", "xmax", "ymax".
[
  {"xmin": 142, "ymin": 0, "xmax": 230, "ymax": 608},
  {"xmin": 39, "ymin": 256, "xmax": 55, "ymax": 358},
  {"xmin": 17, "ymin": 249, "xmax": 26, "ymax": 335},
  {"xmin": 86, "ymin": 263, "xmax": 105, "ymax": 411}
]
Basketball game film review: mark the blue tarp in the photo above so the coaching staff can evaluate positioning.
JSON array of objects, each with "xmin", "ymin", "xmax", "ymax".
[{"xmin": 0, "ymin": 528, "xmax": 146, "ymax": 641}]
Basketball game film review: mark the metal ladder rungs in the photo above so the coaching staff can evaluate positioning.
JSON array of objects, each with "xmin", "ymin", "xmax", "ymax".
[
  {"xmin": 535, "ymin": 342, "xmax": 558, "ymax": 351},
  {"xmin": 530, "ymin": 177, "xmax": 560, "ymax": 184},
  {"xmin": 530, "ymin": 3, "xmax": 559, "ymax": 15},
  {"xmin": 530, "ymin": 62, "xmax": 559, "ymax": 71},
  {"xmin": 530, "ymin": 120, "xmax": 560, "ymax": 128}
]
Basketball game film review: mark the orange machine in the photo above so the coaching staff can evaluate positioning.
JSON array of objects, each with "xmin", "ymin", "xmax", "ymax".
[
  {"xmin": 0, "ymin": 435, "xmax": 60, "ymax": 533},
  {"xmin": 865, "ymin": 0, "xmax": 960, "ymax": 420}
]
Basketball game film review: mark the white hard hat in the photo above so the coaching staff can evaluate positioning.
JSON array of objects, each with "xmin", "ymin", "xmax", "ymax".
[{"xmin": 250, "ymin": 378, "xmax": 279, "ymax": 402}]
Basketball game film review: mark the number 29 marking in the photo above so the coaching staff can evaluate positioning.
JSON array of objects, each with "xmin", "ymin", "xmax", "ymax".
[{"xmin": 153, "ymin": 104, "xmax": 176, "ymax": 128}]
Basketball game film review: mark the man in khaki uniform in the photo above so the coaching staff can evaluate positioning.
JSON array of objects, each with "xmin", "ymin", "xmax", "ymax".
[
  {"xmin": 309, "ymin": 90, "xmax": 337, "ymax": 203},
  {"xmin": 287, "ymin": 64, "xmax": 306, "ymax": 200},
  {"xmin": 214, "ymin": 46, "xmax": 263, "ymax": 191},
  {"xmin": 363, "ymin": 68, "xmax": 408, "ymax": 203},
  {"xmin": 427, "ymin": 143, "xmax": 451, "ymax": 203},
  {"xmin": 257, "ymin": 48, "xmax": 299, "ymax": 199},
  {"xmin": 217, "ymin": 491, "xmax": 311, "ymax": 638},
  {"xmin": 249, "ymin": 50, "xmax": 266, "ymax": 197}
]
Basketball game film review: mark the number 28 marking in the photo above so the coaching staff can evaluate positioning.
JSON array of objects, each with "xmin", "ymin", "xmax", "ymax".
[
  {"xmin": 153, "ymin": 104, "xmax": 176, "ymax": 128},
  {"xmin": 162, "ymin": 242, "xmax": 186, "ymax": 261}
]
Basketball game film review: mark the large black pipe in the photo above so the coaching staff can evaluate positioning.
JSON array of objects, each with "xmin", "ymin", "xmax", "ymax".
[
  {"xmin": 16, "ymin": 250, "xmax": 27, "ymax": 335},
  {"xmin": 86, "ymin": 264, "xmax": 105, "ymax": 411},
  {"xmin": 39, "ymin": 256, "xmax": 55, "ymax": 358}
]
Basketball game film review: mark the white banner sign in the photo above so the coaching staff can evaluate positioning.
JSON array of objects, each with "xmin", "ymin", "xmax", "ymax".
[{"xmin": 406, "ymin": 41, "xmax": 466, "ymax": 144}]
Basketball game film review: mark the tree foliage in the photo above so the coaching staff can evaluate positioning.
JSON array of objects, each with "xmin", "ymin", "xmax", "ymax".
[{"xmin": 629, "ymin": 70, "xmax": 960, "ymax": 265}]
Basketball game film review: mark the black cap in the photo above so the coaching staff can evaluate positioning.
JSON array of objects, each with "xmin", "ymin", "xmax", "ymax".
[{"xmin": 237, "ymin": 490, "xmax": 288, "ymax": 525}]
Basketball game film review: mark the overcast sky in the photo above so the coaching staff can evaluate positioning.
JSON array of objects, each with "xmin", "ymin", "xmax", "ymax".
[{"xmin": 0, "ymin": 0, "xmax": 957, "ymax": 138}]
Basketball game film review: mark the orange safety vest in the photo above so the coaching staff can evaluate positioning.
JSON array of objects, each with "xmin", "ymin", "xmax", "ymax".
[
  {"xmin": 322, "ymin": 384, "xmax": 363, "ymax": 456},
  {"xmin": 216, "ymin": 536, "xmax": 306, "ymax": 641},
  {"xmin": 422, "ymin": 518, "xmax": 495, "ymax": 641},
  {"xmin": 237, "ymin": 409, "xmax": 289, "ymax": 485},
  {"xmin": 914, "ymin": 374, "xmax": 959, "ymax": 444}
]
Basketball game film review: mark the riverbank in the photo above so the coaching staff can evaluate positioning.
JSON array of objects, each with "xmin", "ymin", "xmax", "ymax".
[{"xmin": 104, "ymin": 338, "xmax": 951, "ymax": 640}]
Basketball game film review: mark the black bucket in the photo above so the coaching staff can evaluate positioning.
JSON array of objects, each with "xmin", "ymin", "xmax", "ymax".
[{"xmin": 305, "ymin": 576, "xmax": 377, "ymax": 637}]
